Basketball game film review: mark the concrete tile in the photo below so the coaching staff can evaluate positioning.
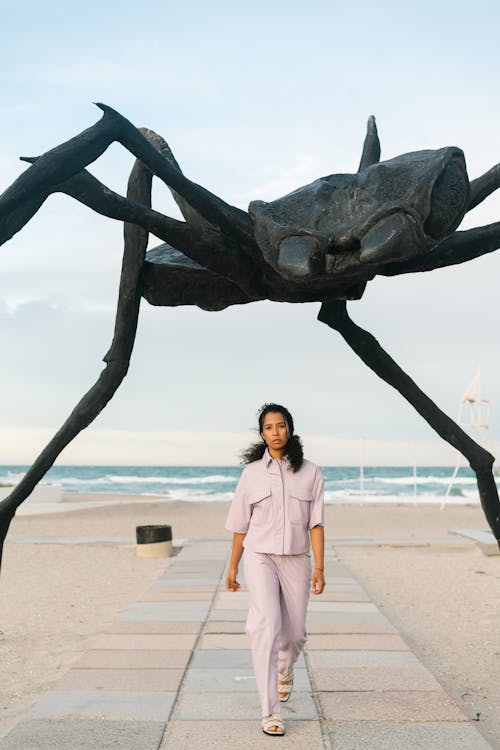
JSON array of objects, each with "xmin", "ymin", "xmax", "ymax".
[
  {"xmin": 167, "ymin": 561, "xmax": 225, "ymax": 570},
  {"xmin": 174, "ymin": 689, "xmax": 318, "ymax": 720},
  {"xmin": 181, "ymin": 667, "xmax": 311, "ymax": 693},
  {"xmin": 198, "ymin": 634, "xmax": 250, "ymax": 650},
  {"xmin": 216, "ymin": 591, "xmax": 249, "ymax": 602},
  {"xmin": 190, "ymin": 650, "xmax": 306, "ymax": 670},
  {"xmin": 305, "ymin": 620, "xmax": 397, "ymax": 634},
  {"xmin": 307, "ymin": 650, "xmax": 420, "ymax": 668},
  {"xmin": 151, "ymin": 584, "xmax": 216, "ymax": 593},
  {"xmin": 306, "ymin": 601, "xmax": 378, "ymax": 612},
  {"xmin": 154, "ymin": 577, "xmax": 220, "ymax": 586},
  {"xmin": 306, "ymin": 610, "xmax": 389, "ymax": 623},
  {"xmin": 207, "ymin": 609, "xmax": 247, "ymax": 621},
  {"xmin": 57, "ymin": 668, "xmax": 185, "ymax": 691},
  {"xmin": 322, "ymin": 582, "xmax": 364, "ymax": 591},
  {"xmin": 119, "ymin": 601, "xmax": 211, "ymax": 622},
  {"xmin": 320, "ymin": 566, "xmax": 355, "ymax": 577},
  {"xmin": 305, "ymin": 633, "xmax": 409, "ymax": 650},
  {"xmin": 313, "ymin": 591, "xmax": 371, "ymax": 602},
  {"xmin": 0, "ymin": 718, "xmax": 165, "ymax": 750},
  {"xmin": 89, "ymin": 633, "xmax": 197, "ymax": 650},
  {"xmin": 190, "ymin": 649, "xmax": 254, "ymax": 670},
  {"xmin": 105, "ymin": 620, "xmax": 202, "ymax": 635},
  {"xmin": 140, "ymin": 590, "xmax": 213, "ymax": 601},
  {"xmin": 203, "ymin": 621, "xmax": 246, "ymax": 634},
  {"xmin": 212, "ymin": 599, "xmax": 249, "ymax": 610},
  {"xmin": 311, "ymin": 665, "xmax": 442, "ymax": 691},
  {"xmin": 76, "ymin": 649, "xmax": 192, "ymax": 669},
  {"xmin": 319, "ymin": 690, "xmax": 468, "ymax": 722},
  {"xmin": 156, "ymin": 574, "xmax": 220, "ymax": 582},
  {"xmin": 29, "ymin": 690, "xmax": 176, "ymax": 721},
  {"xmin": 159, "ymin": 720, "xmax": 325, "ymax": 750},
  {"xmin": 328, "ymin": 721, "xmax": 495, "ymax": 750},
  {"xmin": 322, "ymin": 576, "xmax": 360, "ymax": 584}
]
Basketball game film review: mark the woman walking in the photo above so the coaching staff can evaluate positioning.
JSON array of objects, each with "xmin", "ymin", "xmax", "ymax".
[{"xmin": 225, "ymin": 403, "xmax": 325, "ymax": 737}]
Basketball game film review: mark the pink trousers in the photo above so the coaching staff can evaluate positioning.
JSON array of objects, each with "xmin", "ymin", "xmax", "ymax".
[{"xmin": 242, "ymin": 547, "xmax": 311, "ymax": 716}]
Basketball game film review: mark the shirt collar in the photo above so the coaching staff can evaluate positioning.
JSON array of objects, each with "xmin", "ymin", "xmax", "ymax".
[{"xmin": 263, "ymin": 447, "xmax": 289, "ymax": 467}]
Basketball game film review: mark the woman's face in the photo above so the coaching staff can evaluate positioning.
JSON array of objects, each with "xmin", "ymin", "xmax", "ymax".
[{"xmin": 260, "ymin": 411, "xmax": 289, "ymax": 451}]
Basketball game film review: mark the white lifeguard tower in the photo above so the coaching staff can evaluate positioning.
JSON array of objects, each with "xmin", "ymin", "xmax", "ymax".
[{"xmin": 441, "ymin": 368, "xmax": 492, "ymax": 508}]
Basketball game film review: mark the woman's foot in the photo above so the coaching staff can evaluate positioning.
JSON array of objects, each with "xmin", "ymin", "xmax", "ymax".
[
  {"xmin": 278, "ymin": 671, "xmax": 294, "ymax": 702},
  {"xmin": 262, "ymin": 714, "xmax": 284, "ymax": 736}
]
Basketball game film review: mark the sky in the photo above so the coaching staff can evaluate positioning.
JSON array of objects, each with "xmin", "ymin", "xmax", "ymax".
[{"xmin": 1, "ymin": 0, "xmax": 500, "ymax": 466}]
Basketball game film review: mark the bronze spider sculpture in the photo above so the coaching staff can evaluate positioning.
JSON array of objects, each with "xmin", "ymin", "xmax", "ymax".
[{"xmin": 1, "ymin": 104, "xmax": 500, "ymax": 569}]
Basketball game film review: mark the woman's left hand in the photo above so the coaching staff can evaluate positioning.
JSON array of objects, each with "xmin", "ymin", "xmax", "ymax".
[{"xmin": 311, "ymin": 568, "xmax": 325, "ymax": 595}]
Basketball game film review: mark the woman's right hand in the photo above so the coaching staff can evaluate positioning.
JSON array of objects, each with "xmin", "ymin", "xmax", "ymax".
[{"xmin": 226, "ymin": 566, "xmax": 240, "ymax": 591}]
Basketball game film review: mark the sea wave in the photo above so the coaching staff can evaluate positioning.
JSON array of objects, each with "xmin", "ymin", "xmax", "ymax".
[
  {"xmin": 370, "ymin": 475, "xmax": 479, "ymax": 486},
  {"xmin": 105, "ymin": 474, "xmax": 235, "ymax": 485}
]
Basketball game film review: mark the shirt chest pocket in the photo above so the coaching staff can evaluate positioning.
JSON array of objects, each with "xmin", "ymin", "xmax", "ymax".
[
  {"xmin": 247, "ymin": 487, "xmax": 272, "ymax": 528},
  {"xmin": 289, "ymin": 488, "xmax": 312, "ymax": 526}
]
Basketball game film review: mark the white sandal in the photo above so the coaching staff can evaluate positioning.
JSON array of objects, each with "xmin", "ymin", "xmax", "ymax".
[
  {"xmin": 262, "ymin": 714, "xmax": 284, "ymax": 736},
  {"xmin": 278, "ymin": 671, "xmax": 294, "ymax": 702}
]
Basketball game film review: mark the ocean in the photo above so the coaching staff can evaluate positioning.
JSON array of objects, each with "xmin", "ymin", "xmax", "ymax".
[{"xmin": 0, "ymin": 465, "xmax": 485, "ymax": 504}]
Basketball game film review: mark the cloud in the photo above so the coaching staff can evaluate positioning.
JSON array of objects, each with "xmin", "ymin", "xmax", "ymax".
[{"xmin": 235, "ymin": 154, "xmax": 326, "ymax": 205}]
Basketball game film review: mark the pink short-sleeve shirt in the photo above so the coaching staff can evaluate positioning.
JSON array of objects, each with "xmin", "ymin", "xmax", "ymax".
[{"xmin": 225, "ymin": 448, "xmax": 325, "ymax": 555}]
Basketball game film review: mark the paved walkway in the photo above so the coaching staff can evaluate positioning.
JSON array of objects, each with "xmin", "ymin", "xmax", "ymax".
[{"xmin": 0, "ymin": 539, "xmax": 495, "ymax": 750}]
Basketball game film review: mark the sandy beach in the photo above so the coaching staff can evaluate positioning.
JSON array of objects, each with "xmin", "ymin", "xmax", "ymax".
[{"xmin": 0, "ymin": 495, "xmax": 499, "ymax": 747}]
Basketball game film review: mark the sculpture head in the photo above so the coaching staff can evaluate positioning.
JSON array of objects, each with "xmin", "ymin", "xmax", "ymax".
[{"xmin": 249, "ymin": 147, "xmax": 469, "ymax": 281}]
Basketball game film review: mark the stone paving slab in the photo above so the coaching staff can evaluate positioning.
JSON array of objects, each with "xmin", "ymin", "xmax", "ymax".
[
  {"xmin": 154, "ymin": 577, "xmax": 221, "ymax": 587},
  {"xmin": 207, "ymin": 608, "xmax": 247, "ymax": 621},
  {"xmin": 306, "ymin": 621, "xmax": 398, "ymax": 634},
  {"xmin": 215, "ymin": 591, "xmax": 249, "ymax": 601},
  {"xmin": 315, "ymin": 591, "xmax": 371, "ymax": 602},
  {"xmin": 105, "ymin": 620, "xmax": 202, "ymax": 634},
  {"xmin": 0, "ymin": 718, "xmax": 166, "ymax": 750},
  {"xmin": 306, "ymin": 633, "xmax": 409, "ymax": 650},
  {"xmin": 311, "ymin": 665, "xmax": 442, "ymax": 691},
  {"xmin": 203, "ymin": 621, "xmax": 247, "ymax": 634},
  {"xmin": 190, "ymin": 649, "xmax": 306, "ymax": 670},
  {"xmin": 319, "ymin": 689, "xmax": 468, "ymax": 722},
  {"xmin": 212, "ymin": 598, "xmax": 249, "ymax": 610},
  {"xmin": 139, "ymin": 590, "xmax": 213, "ymax": 601},
  {"xmin": 307, "ymin": 600, "xmax": 377, "ymax": 612},
  {"xmin": 167, "ymin": 560, "xmax": 226, "ymax": 568},
  {"xmin": 151, "ymin": 584, "xmax": 216, "ymax": 593},
  {"xmin": 308, "ymin": 649, "xmax": 420, "ymax": 668},
  {"xmin": 89, "ymin": 633, "xmax": 197, "ymax": 650},
  {"xmin": 29, "ymin": 690, "xmax": 176, "ymax": 720},
  {"xmin": 119, "ymin": 601, "xmax": 211, "ymax": 621},
  {"xmin": 76, "ymin": 649, "xmax": 192, "ymax": 669},
  {"xmin": 328, "ymin": 721, "xmax": 495, "ymax": 750},
  {"xmin": 57, "ymin": 668, "xmax": 185, "ymax": 691},
  {"xmin": 173, "ymin": 689, "xmax": 318, "ymax": 720},
  {"xmin": 159, "ymin": 719, "xmax": 325, "ymax": 749},
  {"xmin": 306, "ymin": 610, "xmax": 390, "ymax": 623},
  {"xmin": 198, "ymin": 634, "xmax": 251, "ymax": 649},
  {"xmin": 450, "ymin": 528, "xmax": 500, "ymax": 556},
  {"xmin": 181, "ymin": 667, "xmax": 311, "ymax": 693}
]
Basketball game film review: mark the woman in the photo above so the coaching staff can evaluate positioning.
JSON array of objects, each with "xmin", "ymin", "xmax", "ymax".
[{"xmin": 225, "ymin": 403, "xmax": 325, "ymax": 737}]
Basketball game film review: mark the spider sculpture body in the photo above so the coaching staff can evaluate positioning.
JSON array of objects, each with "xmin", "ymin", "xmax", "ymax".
[{"xmin": 0, "ymin": 105, "xmax": 499, "ymax": 564}]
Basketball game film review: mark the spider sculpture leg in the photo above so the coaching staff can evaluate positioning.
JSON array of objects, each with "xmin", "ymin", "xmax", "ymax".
[
  {"xmin": 0, "ymin": 104, "xmax": 254, "ymax": 249},
  {"xmin": 0, "ymin": 154, "xmax": 154, "ymax": 570},
  {"xmin": 318, "ymin": 300, "xmax": 500, "ymax": 546}
]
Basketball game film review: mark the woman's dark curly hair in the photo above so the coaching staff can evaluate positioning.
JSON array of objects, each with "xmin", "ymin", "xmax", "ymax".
[{"xmin": 240, "ymin": 403, "xmax": 304, "ymax": 472}]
